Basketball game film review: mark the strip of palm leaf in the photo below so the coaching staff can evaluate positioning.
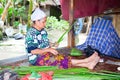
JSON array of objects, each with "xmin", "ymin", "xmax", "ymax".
[{"xmin": 2, "ymin": 66, "xmax": 120, "ymax": 80}]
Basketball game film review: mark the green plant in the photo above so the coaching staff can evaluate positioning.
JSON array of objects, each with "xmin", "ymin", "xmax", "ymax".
[
  {"xmin": 0, "ymin": 27, "xmax": 3, "ymax": 31},
  {"xmin": 46, "ymin": 16, "xmax": 69, "ymax": 30},
  {"xmin": 16, "ymin": 6, "xmax": 26, "ymax": 17},
  {"xmin": 0, "ymin": 31, "xmax": 3, "ymax": 40},
  {"xmin": 38, "ymin": 0, "xmax": 47, "ymax": 2},
  {"xmin": 27, "ymin": 0, "xmax": 33, "ymax": 28},
  {"xmin": 0, "ymin": 27, "xmax": 3, "ymax": 40},
  {"xmin": 13, "ymin": 21, "xmax": 19, "ymax": 29},
  {"xmin": 0, "ymin": 8, "xmax": 4, "ymax": 15}
]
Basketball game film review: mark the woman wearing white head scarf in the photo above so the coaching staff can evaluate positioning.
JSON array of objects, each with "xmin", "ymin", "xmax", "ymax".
[{"xmin": 25, "ymin": 8, "xmax": 58, "ymax": 64}]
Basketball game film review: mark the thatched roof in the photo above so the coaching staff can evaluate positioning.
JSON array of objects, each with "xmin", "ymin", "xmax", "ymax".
[{"xmin": 40, "ymin": 0, "xmax": 60, "ymax": 6}]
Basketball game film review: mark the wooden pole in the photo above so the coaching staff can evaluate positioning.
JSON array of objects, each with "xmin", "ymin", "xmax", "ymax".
[{"xmin": 68, "ymin": 0, "xmax": 75, "ymax": 48}]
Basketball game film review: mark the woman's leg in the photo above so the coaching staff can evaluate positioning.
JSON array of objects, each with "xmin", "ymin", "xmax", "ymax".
[
  {"xmin": 71, "ymin": 52, "xmax": 99, "ymax": 64},
  {"xmin": 71, "ymin": 52, "xmax": 100, "ymax": 69},
  {"xmin": 74, "ymin": 55, "xmax": 100, "ymax": 69}
]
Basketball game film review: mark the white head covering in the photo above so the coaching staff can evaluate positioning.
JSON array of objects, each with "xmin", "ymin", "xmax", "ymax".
[{"xmin": 31, "ymin": 8, "xmax": 46, "ymax": 21}]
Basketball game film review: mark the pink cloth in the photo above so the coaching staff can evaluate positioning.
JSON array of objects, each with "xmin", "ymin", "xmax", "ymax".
[{"xmin": 60, "ymin": 0, "xmax": 120, "ymax": 20}]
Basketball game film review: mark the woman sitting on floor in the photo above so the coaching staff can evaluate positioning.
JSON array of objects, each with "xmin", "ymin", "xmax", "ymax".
[{"xmin": 25, "ymin": 7, "xmax": 100, "ymax": 70}]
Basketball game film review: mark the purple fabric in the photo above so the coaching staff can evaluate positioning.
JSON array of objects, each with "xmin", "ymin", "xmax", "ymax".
[
  {"xmin": 60, "ymin": 0, "xmax": 120, "ymax": 20},
  {"xmin": 35, "ymin": 53, "xmax": 71, "ymax": 69}
]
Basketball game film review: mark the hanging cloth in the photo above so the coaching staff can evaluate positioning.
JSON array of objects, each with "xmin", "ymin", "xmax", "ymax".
[{"xmin": 60, "ymin": 0, "xmax": 120, "ymax": 20}]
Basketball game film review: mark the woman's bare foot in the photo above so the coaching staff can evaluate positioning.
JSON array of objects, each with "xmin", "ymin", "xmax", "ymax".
[
  {"xmin": 87, "ymin": 55, "xmax": 100, "ymax": 69},
  {"xmin": 83, "ymin": 52, "xmax": 99, "ymax": 62},
  {"xmin": 72, "ymin": 52, "xmax": 99, "ymax": 65},
  {"xmin": 72, "ymin": 52, "xmax": 100, "ymax": 70}
]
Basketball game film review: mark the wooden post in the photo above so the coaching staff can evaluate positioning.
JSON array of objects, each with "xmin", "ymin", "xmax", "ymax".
[
  {"xmin": 113, "ymin": 14, "xmax": 117, "ymax": 28},
  {"xmin": 68, "ymin": 0, "xmax": 75, "ymax": 48}
]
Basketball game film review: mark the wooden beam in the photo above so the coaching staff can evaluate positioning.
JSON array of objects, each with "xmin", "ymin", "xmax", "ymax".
[{"xmin": 68, "ymin": 0, "xmax": 75, "ymax": 48}]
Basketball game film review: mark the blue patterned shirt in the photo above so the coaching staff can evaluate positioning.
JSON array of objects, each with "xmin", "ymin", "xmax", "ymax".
[{"xmin": 25, "ymin": 27, "xmax": 49, "ymax": 64}]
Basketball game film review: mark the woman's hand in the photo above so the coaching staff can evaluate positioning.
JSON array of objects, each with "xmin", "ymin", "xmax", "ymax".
[
  {"xmin": 47, "ymin": 48, "xmax": 58, "ymax": 55},
  {"xmin": 31, "ymin": 48, "xmax": 58, "ymax": 55}
]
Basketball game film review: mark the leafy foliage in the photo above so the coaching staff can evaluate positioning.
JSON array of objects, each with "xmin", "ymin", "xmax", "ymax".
[
  {"xmin": 14, "ymin": 0, "xmax": 22, "ymax": 5},
  {"xmin": 46, "ymin": 16, "xmax": 70, "ymax": 44},
  {"xmin": 16, "ymin": 6, "xmax": 26, "ymax": 17},
  {"xmin": 0, "ymin": 0, "xmax": 7, "ymax": 7},
  {"xmin": 8, "ymin": 7, "xmax": 14, "ymax": 18},
  {"xmin": 46, "ymin": 16, "xmax": 69, "ymax": 30},
  {"xmin": 13, "ymin": 21, "xmax": 20, "ymax": 28},
  {"xmin": 0, "ymin": 8, "xmax": 4, "ymax": 15},
  {"xmin": 38, "ymin": 0, "xmax": 47, "ymax": 2},
  {"xmin": 27, "ymin": 0, "xmax": 33, "ymax": 27},
  {"xmin": 0, "ymin": 30, "xmax": 3, "ymax": 40}
]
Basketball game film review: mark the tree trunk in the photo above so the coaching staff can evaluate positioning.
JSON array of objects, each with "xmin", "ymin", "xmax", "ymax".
[
  {"xmin": 27, "ymin": 0, "xmax": 33, "ymax": 28},
  {"xmin": 11, "ymin": 0, "xmax": 15, "ymax": 26},
  {"xmin": 33, "ymin": 0, "xmax": 38, "ymax": 9},
  {"xmin": 1, "ymin": 0, "xmax": 12, "ymax": 22}
]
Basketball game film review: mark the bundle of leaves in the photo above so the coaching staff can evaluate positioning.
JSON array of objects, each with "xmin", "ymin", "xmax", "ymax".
[{"xmin": 1, "ymin": 66, "xmax": 120, "ymax": 80}]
